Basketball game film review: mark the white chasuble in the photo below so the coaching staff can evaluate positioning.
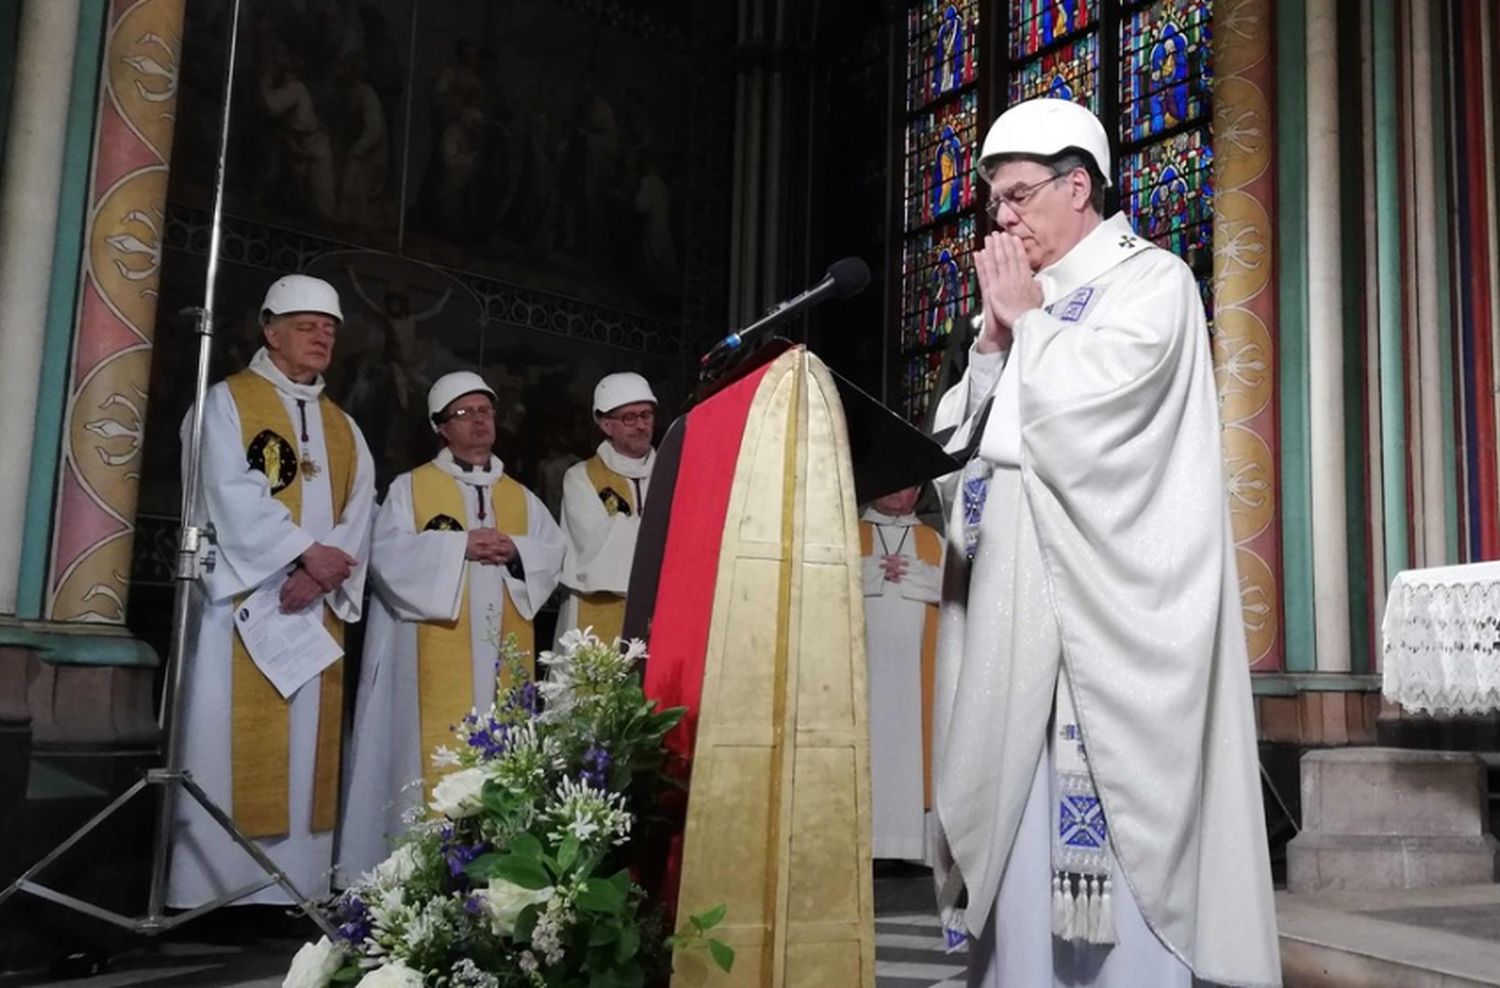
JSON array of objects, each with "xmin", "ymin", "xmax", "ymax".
[
  {"xmin": 860, "ymin": 508, "xmax": 943, "ymax": 862},
  {"xmin": 928, "ymin": 214, "xmax": 1280, "ymax": 987},
  {"xmin": 168, "ymin": 348, "xmax": 375, "ymax": 909},
  {"xmin": 555, "ymin": 440, "xmax": 655, "ymax": 644},
  {"xmin": 337, "ymin": 452, "xmax": 563, "ymax": 884}
]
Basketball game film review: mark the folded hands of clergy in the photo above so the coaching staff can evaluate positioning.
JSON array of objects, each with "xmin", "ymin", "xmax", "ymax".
[
  {"xmin": 466, "ymin": 528, "xmax": 519, "ymax": 566},
  {"xmin": 281, "ymin": 542, "xmax": 358, "ymax": 613},
  {"xmin": 880, "ymin": 554, "xmax": 909, "ymax": 583},
  {"xmin": 973, "ymin": 231, "xmax": 1044, "ymax": 350}
]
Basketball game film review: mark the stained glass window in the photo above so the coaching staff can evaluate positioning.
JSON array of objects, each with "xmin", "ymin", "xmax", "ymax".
[
  {"xmin": 1010, "ymin": 0, "xmax": 1097, "ymax": 58},
  {"xmin": 1119, "ymin": 129, "xmax": 1213, "ymax": 268},
  {"xmin": 900, "ymin": 1, "xmax": 982, "ymax": 425},
  {"xmin": 905, "ymin": 91, "xmax": 981, "ymax": 227},
  {"xmin": 1119, "ymin": 0, "xmax": 1213, "ymax": 143},
  {"xmin": 907, "ymin": 0, "xmax": 980, "ymax": 111},
  {"xmin": 1008, "ymin": 34, "xmax": 1101, "ymax": 112}
]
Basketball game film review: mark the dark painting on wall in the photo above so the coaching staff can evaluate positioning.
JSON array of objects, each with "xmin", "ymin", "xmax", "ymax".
[{"xmin": 170, "ymin": 0, "xmax": 696, "ymax": 319}]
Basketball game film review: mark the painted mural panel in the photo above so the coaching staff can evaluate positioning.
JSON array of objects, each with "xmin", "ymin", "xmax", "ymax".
[{"xmin": 168, "ymin": 0, "xmax": 700, "ymax": 319}]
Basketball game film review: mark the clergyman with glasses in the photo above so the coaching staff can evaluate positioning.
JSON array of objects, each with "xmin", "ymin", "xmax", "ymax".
[
  {"xmin": 927, "ymin": 98, "xmax": 1280, "ymax": 987},
  {"xmin": 554, "ymin": 372, "xmax": 659, "ymax": 646},
  {"xmin": 337, "ymin": 370, "xmax": 564, "ymax": 883}
]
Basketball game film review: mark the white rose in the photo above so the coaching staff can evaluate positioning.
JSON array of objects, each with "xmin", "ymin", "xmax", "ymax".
[
  {"xmin": 354, "ymin": 961, "xmax": 425, "ymax": 988},
  {"xmin": 370, "ymin": 844, "xmax": 420, "ymax": 885},
  {"xmin": 282, "ymin": 936, "xmax": 343, "ymax": 988},
  {"xmin": 429, "ymin": 766, "xmax": 487, "ymax": 819},
  {"xmin": 478, "ymin": 877, "xmax": 554, "ymax": 938}
]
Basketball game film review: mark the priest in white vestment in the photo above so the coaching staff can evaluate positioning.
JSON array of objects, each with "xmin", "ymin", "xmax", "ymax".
[
  {"xmin": 928, "ymin": 98, "xmax": 1280, "ymax": 987},
  {"xmin": 861, "ymin": 486, "xmax": 944, "ymax": 863},
  {"xmin": 555, "ymin": 372, "xmax": 658, "ymax": 646},
  {"xmin": 168, "ymin": 274, "xmax": 376, "ymax": 909},
  {"xmin": 337, "ymin": 371, "xmax": 564, "ymax": 883}
]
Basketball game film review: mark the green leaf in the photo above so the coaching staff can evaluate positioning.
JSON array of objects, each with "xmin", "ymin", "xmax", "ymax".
[
  {"xmin": 509, "ymin": 832, "xmax": 545, "ymax": 861},
  {"xmin": 491, "ymin": 853, "xmax": 551, "ymax": 890},
  {"xmin": 574, "ymin": 877, "xmax": 627, "ymax": 914},
  {"xmin": 606, "ymin": 869, "xmax": 632, "ymax": 894},
  {"xmin": 514, "ymin": 902, "xmax": 542, "ymax": 943},
  {"xmin": 708, "ymin": 938, "xmax": 736, "ymax": 973},
  {"xmin": 614, "ymin": 923, "xmax": 641, "ymax": 962},
  {"xmin": 330, "ymin": 965, "xmax": 362, "ymax": 985},
  {"xmin": 589, "ymin": 920, "xmax": 621, "ymax": 946},
  {"xmin": 558, "ymin": 834, "xmax": 581, "ymax": 873},
  {"xmin": 463, "ymin": 852, "xmax": 504, "ymax": 882},
  {"xmin": 691, "ymin": 903, "xmax": 727, "ymax": 931}
]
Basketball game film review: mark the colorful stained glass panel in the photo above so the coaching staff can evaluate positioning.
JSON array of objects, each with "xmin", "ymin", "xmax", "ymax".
[
  {"xmin": 1119, "ymin": 0, "xmax": 1213, "ymax": 144},
  {"xmin": 1008, "ymin": 33, "xmax": 1100, "ymax": 113},
  {"xmin": 907, "ymin": 0, "xmax": 980, "ymax": 111},
  {"xmin": 900, "ymin": 214, "xmax": 979, "ymax": 357},
  {"xmin": 904, "ymin": 90, "xmax": 980, "ymax": 228},
  {"xmin": 1119, "ymin": 127, "xmax": 1214, "ymax": 271},
  {"xmin": 1010, "ymin": 0, "xmax": 1096, "ymax": 59}
]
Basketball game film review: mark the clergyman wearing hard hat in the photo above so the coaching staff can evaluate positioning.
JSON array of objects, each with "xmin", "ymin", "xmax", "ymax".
[
  {"xmin": 166, "ymin": 274, "xmax": 376, "ymax": 911},
  {"xmin": 336, "ymin": 370, "xmax": 564, "ymax": 882},
  {"xmin": 554, "ymin": 372, "xmax": 658, "ymax": 645},
  {"xmin": 927, "ymin": 98, "xmax": 1279, "ymax": 987}
]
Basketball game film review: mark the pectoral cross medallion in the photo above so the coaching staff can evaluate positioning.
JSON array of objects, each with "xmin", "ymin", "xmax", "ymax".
[{"xmin": 299, "ymin": 452, "xmax": 322, "ymax": 480}]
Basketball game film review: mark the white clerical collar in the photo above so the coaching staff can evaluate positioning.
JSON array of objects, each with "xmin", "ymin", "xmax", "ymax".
[
  {"xmin": 862, "ymin": 507, "xmax": 919, "ymax": 527},
  {"xmin": 434, "ymin": 447, "xmax": 504, "ymax": 487},
  {"xmin": 598, "ymin": 440, "xmax": 654, "ymax": 480},
  {"xmin": 1034, "ymin": 212, "xmax": 1154, "ymax": 306},
  {"xmin": 249, "ymin": 347, "xmax": 325, "ymax": 401}
]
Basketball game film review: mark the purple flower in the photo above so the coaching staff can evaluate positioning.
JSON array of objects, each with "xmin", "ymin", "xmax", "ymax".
[
  {"xmin": 507, "ymin": 681, "xmax": 541, "ymax": 717},
  {"xmin": 465, "ymin": 717, "xmax": 510, "ymax": 759},
  {"xmin": 443, "ymin": 837, "xmax": 491, "ymax": 878},
  {"xmin": 580, "ymin": 744, "xmax": 612, "ymax": 789},
  {"xmin": 463, "ymin": 893, "xmax": 484, "ymax": 916},
  {"xmin": 333, "ymin": 894, "xmax": 372, "ymax": 944}
]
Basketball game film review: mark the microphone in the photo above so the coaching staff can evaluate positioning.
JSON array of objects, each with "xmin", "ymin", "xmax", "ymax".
[{"xmin": 701, "ymin": 257, "xmax": 871, "ymax": 370}]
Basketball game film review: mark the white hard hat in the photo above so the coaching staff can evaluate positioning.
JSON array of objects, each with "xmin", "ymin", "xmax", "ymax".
[
  {"xmin": 260, "ymin": 274, "xmax": 343, "ymax": 324},
  {"xmin": 977, "ymin": 97, "xmax": 1113, "ymax": 187},
  {"xmin": 593, "ymin": 372, "xmax": 657, "ymax": 415},
  {"xmin": 427, "ymin": 370, "xmax": 497, "ymax": 430}
]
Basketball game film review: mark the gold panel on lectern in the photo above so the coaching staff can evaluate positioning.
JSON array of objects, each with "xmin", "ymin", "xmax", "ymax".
[{"xmin": 671, "ymin": 350, "xmax": 875, "ymax": 987}]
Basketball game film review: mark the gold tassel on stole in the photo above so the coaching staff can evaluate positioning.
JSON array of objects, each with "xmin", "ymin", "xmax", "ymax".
[
  {"xmin": 223, "ymin": 371, "xmax": 354, "ymax": 839},
  {"xmin": 409, "ymin": 463, "xmax": 535, "ymax": 798}
]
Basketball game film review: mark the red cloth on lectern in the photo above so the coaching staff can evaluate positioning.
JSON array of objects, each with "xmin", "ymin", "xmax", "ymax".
[{"xmin": 641, "ymin": 362, "xmax": 772, "ymax": 761}]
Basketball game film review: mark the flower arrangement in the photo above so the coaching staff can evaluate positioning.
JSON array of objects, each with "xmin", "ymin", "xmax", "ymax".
[{"xmin": 285, "ymin": 630, "xmax": 732, "ymax": 988}]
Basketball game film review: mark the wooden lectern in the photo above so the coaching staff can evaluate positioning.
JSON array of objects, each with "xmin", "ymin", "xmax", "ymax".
[{"xmin": 625, "ymin": 343, "xmax": 956, "ymax": 987}]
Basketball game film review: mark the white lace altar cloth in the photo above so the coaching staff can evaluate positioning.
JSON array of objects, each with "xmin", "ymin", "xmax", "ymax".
[{"xmin": 1382, "ymin": 561, "xmax": 1500, "ymax": 716}]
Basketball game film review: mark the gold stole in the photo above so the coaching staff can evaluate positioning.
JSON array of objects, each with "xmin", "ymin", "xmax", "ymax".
[
  {"xmin": 576, "ymin": 455, "xmax": 635, "ymax": 644},
  {"xmin": 224, "ymin": 371, "xmax": 354, "ymax": 839},
  {"xmin": 410, "ymin": 462, "xmax": 535, "ymax": 797},
  {"xmin": 859, "ymin": 520, "xmax": 942, "ymax": 809}
]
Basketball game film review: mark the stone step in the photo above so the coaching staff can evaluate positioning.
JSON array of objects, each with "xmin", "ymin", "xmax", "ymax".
[
  {"xmin": 1279, "ymin": 887, "xmax": 1500, "ymax": 988},
  {"xmin": 1299, "ymin": 747, "xmax": 1490, "ymax": 838}
]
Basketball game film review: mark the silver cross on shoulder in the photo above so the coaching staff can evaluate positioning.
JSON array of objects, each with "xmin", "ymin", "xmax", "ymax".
[{"xmin": 1118, "ymin": 235, "xmax": 1139, "ymax": 249}]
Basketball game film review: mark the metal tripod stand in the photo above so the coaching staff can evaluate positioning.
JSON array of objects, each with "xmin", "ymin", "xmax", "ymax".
[{"xmin": 0, "ymin": 0, "xmax": 334, "ymax": 939}]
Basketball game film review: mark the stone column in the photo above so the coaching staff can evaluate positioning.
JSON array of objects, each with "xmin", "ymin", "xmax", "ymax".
[
  {"xmin": 47, "ymin": 0, "xmax": 186, "ymax": 624},
  {"xmin": 1212, "ymin": 0, "xmax": 1283, "ymax": 670},
  {"xmin": 0, "ymin": 0, "xmax": 82, "ymax": 614},
  {"xmin": 1305, "ymin": 0, "xmax": 1351, "ymax": 672}
]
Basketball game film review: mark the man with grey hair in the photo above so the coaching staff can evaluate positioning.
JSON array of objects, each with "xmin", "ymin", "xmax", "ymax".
[
  {"xmin": 168, "ymin": 274, "xmax": 375, "ymax": 912},
  {"xmin": 929, "ymin": 97, "xmax": 1279, "ymax": 986}
]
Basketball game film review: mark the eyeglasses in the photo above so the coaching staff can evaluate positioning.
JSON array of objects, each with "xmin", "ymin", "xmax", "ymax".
[
  {"xmin": 443, "ymin": 405, "xmax": 495, "ymax": 422},
  {"xmin": 605, "ymin": 409, "xmax": 655, "ymax": 427},
  {"xmin": 984, "ymin": 173, "xmax": 1063, "ymax": 220}
]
